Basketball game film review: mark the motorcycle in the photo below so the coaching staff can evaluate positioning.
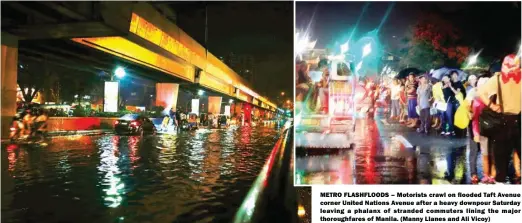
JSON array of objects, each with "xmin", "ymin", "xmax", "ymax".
[{"xmin": 10, "ymin": 111, "xmax": 49, "ymax": 144}]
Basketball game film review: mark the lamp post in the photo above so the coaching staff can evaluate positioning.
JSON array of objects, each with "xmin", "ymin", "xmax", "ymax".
[{"xmin": 113, "ymin": 66, "xmax": 126, "ymax": 81}]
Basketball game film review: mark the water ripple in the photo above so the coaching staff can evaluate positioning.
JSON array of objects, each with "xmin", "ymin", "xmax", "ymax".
[{"xmin": 2, "ymin": 124, "xmax": 282, "ymax": 223}]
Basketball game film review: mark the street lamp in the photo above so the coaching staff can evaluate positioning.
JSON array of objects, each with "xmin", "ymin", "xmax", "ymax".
[
  {"xmin": 362, "ymin": 43, "xmax": 372, "ymax": 58},
  {"xmin": 340, "ymin": 42, "xmax": 349, "ymax": 54},
  {"xmin": 198, "ymin": 90, "xmax": 204, "ymax": 96},
  {"xmin": 115, "ymin": 67, "xmax": 126, "ymax": 79},
  {"xmin": 468, "ymin": 54, "xmax": 479, "ymax": 66}
]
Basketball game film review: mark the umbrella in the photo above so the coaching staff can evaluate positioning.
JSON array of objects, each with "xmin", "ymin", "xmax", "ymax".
[
  {"xmin": 488, "ymin": 60, "xmax": 502, "ymax": 74},
  {"xmin": 431, "ymin": 67, "xmax": 467, "ymax": 81},
  {"xmin": 396, "ymin": 68, "xmax": 422, "ymax": 79}
]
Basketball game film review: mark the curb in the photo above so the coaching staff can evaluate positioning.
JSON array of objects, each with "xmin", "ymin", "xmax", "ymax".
[
  {"xmin": 47, "ymin": 129, "xmax": 113, "ymax": 137},
  {"xmin": 1, "ymin": 129, "xmax": 113, "ymax": 143}
]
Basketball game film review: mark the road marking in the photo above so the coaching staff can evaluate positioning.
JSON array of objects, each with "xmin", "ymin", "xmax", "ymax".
[{"xmin": 394, "ymin": 134, "xmax": 413, "ymax": 149}]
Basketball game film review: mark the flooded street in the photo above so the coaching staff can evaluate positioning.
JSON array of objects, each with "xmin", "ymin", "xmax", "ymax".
[
  {"xmin": 294, "ymin": 110, "xmax": 517, "ymax": 185},
  {"xmin": 2, "ymin": 125, "xmax": 282, "ymax": 223}
]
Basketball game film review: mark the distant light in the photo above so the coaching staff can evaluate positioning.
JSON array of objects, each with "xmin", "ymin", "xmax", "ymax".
[
  {"xmin": 198, "ymin": 90, "xmax": 204, "ymax": 96},
  {"xmin": 356, "ymin": 61, "xmax": 363, "ymax": 72},
  {"xmin": 298, "ymin": 205, "xmax": 306, "ymax": 217},
  {"xmin": 19, "ymin": 65, "xmax": 23, "ymax": 69},
  {"xmin": 286, "ymin": 100, "xmax": 291, "ymax": 104},
  {"xmin": 115, "ymin": 67, "xmax": 126, "ymax": 78},
  {"xmin": 340, "ymin": 42, "xmax": 349, "ymax": 54},
  {"xmin": 74, "ymin": 95, "xmax": 78, "ymax": 98},
  {"xmin": 362, "ymin": 43, "xmax": 372, "ymax": 58},
  {"xmin": 327, "ymin": 54, "xmax": 345, "ymax": 61},
  {"xmin": 229, "ymin": 99, "xmax": 234, "ymax": 104},
  {"xmin": 468, "ymin": 54, "xmax": 479, "ymax": 65}
]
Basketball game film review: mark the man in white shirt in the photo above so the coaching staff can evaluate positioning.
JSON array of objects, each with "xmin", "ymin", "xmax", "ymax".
[
  {"xmin": 390, "ymin": 79, "xmax": 402, "ymax": 120},
  {"xmin": 476, "ymin": 54, "xmax": 521, "ymax": 184}
]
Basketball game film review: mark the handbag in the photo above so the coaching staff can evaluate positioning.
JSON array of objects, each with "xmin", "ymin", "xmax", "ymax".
[
  {"xmin": 430, "ymin": 106, "xmax": 438, "ymax": 115},
  {"xmin": 435, "ymin": 97, "xmax": 450, "ymax": 112},
  {"xmin": 478, "ymin": 74, "xmax": 519, "ymax": 139}
]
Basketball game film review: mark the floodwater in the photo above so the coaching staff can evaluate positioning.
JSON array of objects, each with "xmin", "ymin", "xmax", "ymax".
[
  {"xmin": 295, "ymin": 111, "xmax": 520, "ymax": 185},
  {"xmin": 1, "ymin": 125, "xmax": 283, "ymax": 223}
]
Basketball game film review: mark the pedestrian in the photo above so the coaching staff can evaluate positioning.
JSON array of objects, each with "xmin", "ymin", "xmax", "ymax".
[
  {"xmin": 405, "ymin": 73, "xmax": 419, "ymax": 127},
  {"xmin": 318, "ymin": 66, "xmax": 330, "ymax": 114},
  {"xmin": 466, "ymin": 74, "xmax": 478, "ymax": 95},
  {"xmin": 296, "ymin": 60, "xmax": 312, "ymax": 110},
  {"xmin": 441, "ymin": 75, "xmax": 459, "ymax": 136},
  {"xmin": 468, "ymin": 76, "xmax": 495, "ymax": 184},
  {"xmin": 431, "ymin": 78, "xmax": 445, "ymax": 130},
  {"xmin": 451, "ymin": 71, "xmax": 467, "ymax": 98},
  {"xmin": 390, "ymin": 78, "xmax": 402, "ymax": 120},
  {"xmin": 416, "ymin": 74, "xmax": 432, "ymax": 134},
  {"xmin": 399, "ymin": 79, "xmax": 408, "ymax": 123},
  {"xmin": 476, "ymin": 54, "xmax": 521, "ymax": 184}
]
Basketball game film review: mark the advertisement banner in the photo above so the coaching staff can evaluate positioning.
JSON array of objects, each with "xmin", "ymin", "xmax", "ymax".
[
  {"xmin": 155, "ymin": 83, "xmax": 179, "ymax": 114},
  {"xmin": 104, "ymin": 82, "xmax": 119, "ymax": 112},
  {"xmin": 224, "ymin": 105, "xmax": 231, "ymax": 116},
  {"xmin": 208, "ymin": 96, "xmax": 222, "ymax": 114},
  {"xmin": 191, "ymin": 99, "xmax": 200, "ymax": 114}
]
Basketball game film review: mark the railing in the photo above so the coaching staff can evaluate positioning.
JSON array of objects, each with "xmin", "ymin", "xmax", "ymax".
[{"xmin": 233, "ymin": 121, "xmax": 297, "ymax": 223}]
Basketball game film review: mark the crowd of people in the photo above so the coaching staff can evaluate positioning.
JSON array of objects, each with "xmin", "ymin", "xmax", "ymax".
[
  {"xmin": 160, "ymin": 107, "xmax": 248, "ymax": 132},
  {"xmin": 385, "ymin": 54, "xmax": 521, "ymax": 184}
]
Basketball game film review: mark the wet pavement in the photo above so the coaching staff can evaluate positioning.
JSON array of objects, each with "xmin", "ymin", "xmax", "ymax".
[
  {"xmin": 1, "ymin": 124, "xmax": 284, "ymax": 223},
  {"xmin": 294, "ymin": 110, "xmax": 519, "ymax": 185}
]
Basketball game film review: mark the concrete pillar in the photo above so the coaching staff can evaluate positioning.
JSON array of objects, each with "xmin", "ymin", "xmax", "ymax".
[
  {"xmin": 243, "ymin": 103, "xmax": 252, "ymax": 125},
  {"xmin": 1, "ymin": 33, "xmax": 18, "ymax": 139},
  {"xmin": 155, "ymin": 83, "xmax": 179, "ymax": 113},
  {"xmin": 207, "ymin": 96, "xmax": 222, "ymax": 115}
]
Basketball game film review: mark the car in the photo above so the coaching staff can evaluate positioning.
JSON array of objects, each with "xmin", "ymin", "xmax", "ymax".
[{"xmin": 114, "ymin": 114, "xmax": 156, "ymax": 135}]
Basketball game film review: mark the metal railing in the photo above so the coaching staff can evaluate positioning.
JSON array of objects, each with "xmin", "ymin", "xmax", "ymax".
[{"xmin": 233, "ymin": 121, "xmax": 297, "ymax": 223}]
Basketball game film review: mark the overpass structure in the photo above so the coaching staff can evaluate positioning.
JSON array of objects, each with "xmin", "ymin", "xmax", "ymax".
[{"xmin": 1, "ymin": 2, "xmax": 282, "ymax": 136}]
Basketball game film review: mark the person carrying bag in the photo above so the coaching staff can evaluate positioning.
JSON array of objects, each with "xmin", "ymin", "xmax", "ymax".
[{"xmin": 477, "ymin": 54, "xmax": 521, "ymax": 184}]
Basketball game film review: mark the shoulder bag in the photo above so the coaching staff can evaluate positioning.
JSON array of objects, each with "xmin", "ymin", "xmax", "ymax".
[{"xmin": 478, "ymin": 74, "xmax": 519, "ymax": 140}]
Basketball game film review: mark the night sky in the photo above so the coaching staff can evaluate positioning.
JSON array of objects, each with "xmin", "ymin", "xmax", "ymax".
[
  {"xmin": 296, "ymin": 1, "xmax": 521, "ymax": 60},
  {"xmin": 173, "ymin": 2, "xmax": 294, "ymax": 102}
]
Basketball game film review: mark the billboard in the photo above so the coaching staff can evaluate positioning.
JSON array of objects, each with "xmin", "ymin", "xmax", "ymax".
[
  {"xmin": 104, "ymin": 81, "xmax": 119, "ymax": 112},
  {"xmin": 191, "ymin": 99, "xmax": 200, "ymax": 114},
  {"xmin": 208, "ymin": 96, "xmax": 222, "ymax": 114},
  {"xmin": 156, "ymin": 83, "xmax": 179, "ymax": 114},
  {"xmin": 224, "ymin": 105, "xmax": 231, "ymax": 116}
]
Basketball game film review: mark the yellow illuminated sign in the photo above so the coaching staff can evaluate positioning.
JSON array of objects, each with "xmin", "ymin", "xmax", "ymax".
[
  {"xmin": 71, "ymin": 37, "xmax": 195, "ymax": 82},
  {"xmin": 129, "ymin": 13, "xmax": 206, "ymax": 69}
]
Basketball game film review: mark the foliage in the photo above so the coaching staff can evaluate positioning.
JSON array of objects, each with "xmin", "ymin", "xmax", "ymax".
[
  {"xmin": 17, "ymin": 59, "xmax": 56, "ymax": 103},
  {"xmin": 399, "ymin": 13, "xmax": 471, "ymax": 70},
  {"xmin": 72, "ymin": 105, "xmax": 91, "ymax": 117}
]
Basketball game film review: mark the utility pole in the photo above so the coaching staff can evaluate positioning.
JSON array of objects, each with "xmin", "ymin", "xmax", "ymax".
[{"xmin": 205, "ymin": 3, "xmax": 208, "ymax": 59}]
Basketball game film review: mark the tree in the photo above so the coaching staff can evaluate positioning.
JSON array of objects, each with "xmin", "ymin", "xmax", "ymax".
[
  {"xmin": 17, "ymin": 59, "xmax": 56, "ymax": 103},
  {"xmin": 400, "ymin": 13, "xmax": 470, "ymax": 70}
]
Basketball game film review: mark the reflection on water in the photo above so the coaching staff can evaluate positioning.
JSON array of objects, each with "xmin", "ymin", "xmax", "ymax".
[{"xmin": 1, "ymin": 125, "xmax": 281, "ymax": 223}]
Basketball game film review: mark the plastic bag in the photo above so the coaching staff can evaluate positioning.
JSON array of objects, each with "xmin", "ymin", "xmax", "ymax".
[{"xmin": 454, "ymin": 105, "xmax": 470, "ymax": 129}]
